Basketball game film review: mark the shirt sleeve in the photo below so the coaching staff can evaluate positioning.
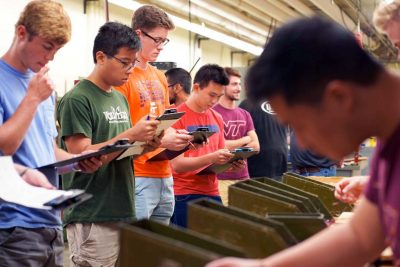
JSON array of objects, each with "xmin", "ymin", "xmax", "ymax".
[
  {"xmin": 364, "ymin": 147, "xmax": 380, "ymax": 204},
  {"xmin": 217, "ymin": 114, "xmax": 225, "ymax": 149},
  {"xmin": 244, "ymin": 109, "xmax": 255, "ymax": 132},
  {"xmin": 57, "ymin": 96, "xmax": 93, "ymax": 140}
]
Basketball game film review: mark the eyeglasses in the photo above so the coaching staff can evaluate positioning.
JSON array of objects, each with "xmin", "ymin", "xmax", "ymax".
[
  {"xmin": 141, "ymin": 30, "xmax": 170, "ymax": 47},
  {"xmin": 104, "ymin": 52, "xmax": 140, "ymax": 70},
  {"xmin": 168, "ymin": 83, "xmax": 177, "ymax": 88}
]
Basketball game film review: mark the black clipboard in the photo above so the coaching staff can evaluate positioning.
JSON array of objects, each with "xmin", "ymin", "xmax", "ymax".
[
  {"xmin": 198, "ymin": 148, "xmax": 258, "ymax": 175},
  {"xmin": 43, "ymin": 189, "xmax": 92, "ymax": 210},
  {"xmin": 146, "ymin": 147, "xmax": 189, "ymax": 161},
  {"xmin": 189, "ymin": 130, "xmax": 216, "ymax": 144},
  {"xmin": 156, "ymin": 110, "xmax": 185, "ymax": 121},
  {"xmin": 228, "ymin": 148, "xmax": 259, "ymax": 163},
  {"xmin": 37, "ymin": 139, "xmax": 133, "ymax": 173}
]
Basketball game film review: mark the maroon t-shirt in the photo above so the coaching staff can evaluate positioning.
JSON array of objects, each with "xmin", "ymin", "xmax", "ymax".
[
  {"xmin": 213, "ymin": 104, "xmax": 255, "ymax": 180},
  {"xmin": 365, "ymin": 124, "xmax": 400, "ymax": 265}
]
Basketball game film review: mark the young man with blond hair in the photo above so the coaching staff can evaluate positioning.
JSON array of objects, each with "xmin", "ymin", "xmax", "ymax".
[
  {"xmin": 0, "ymin": 1, "xmax": 102, "ymax": 266},
  {"xmin": 116, "ymin": 5, "xmax": 193, "ymax": 224}
]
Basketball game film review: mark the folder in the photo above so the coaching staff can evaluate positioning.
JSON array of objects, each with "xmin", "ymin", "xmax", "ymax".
[
  {"xmin": 0, "ymin": 156, "xmax": 92, "ymax": 210},
  {"xmin": 37, "ymin": 139, "xmax": 133, "ymax": 174},
  {"xmin": 187, "ymin": 199, "xmax": 292, "ymax": 258},
  {"xmin": 43, "ymin": 189, "xmax": 92, "ymax": 210},
  {"xmin": 119, "ymin": 219, "xmax": 244, "ymax": 267}
]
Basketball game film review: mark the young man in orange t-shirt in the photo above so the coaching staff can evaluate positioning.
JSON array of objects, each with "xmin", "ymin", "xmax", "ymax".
[
  {"xmin": 170, "ymin": 64, "xmax": 245, "ymax": 227},
  {"xmin": 115, "ymin": 5, "xmax": 193, "ymax": 224}
]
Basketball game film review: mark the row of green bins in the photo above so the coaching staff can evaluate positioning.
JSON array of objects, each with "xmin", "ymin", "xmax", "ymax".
[
  {"xmin": 227, "ymin": 179, "xmax": 328, "ymax": 241},
  {"xmin": 282, "ymin": 172, "xmax": 353, "ymax": 216},
  {"xmin": 187, "ymin": 199, "xmax": 297, "ymax": 258},
  {"xmin": 251, "ymin": 177, "xmax": 333, "ymax": 221},
  {"xmin": 119, "ymin": 219, "xmax": 244, "ymax": 267}
]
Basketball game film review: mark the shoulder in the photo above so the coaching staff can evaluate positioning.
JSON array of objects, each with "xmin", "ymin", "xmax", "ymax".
[{"xmin": 209, "ymin": 108, "xmax": 224, "ymax": 123}]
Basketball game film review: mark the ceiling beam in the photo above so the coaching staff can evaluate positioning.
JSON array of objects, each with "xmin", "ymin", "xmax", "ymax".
[
  {"xmin": 242, "ymin": 0, "xmax": 293, "ymax": 23},
  {"xmin": 268, "ymin": 0, "xmax": 303, "ymax": 18},
  {"xmin": 280, "ymin": 0, "xmax": 315, "ymax": 17},
  {"xmin": 190, "ymin": 0, "xmax": 269, "ymax": 37}
]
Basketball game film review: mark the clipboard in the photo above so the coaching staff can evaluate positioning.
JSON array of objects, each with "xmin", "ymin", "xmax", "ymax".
[
  {"xmin": 198, "ymin": 148, "xmax": 258, "ymax": 175},
  {"xmin": 43, "ymin": 189, "xmax": 92, "ymax": 210},
  {"xmin": 146, "ymin": 147, "xmax": 189, "ymax": 161},
  {"xmin": 154, "ymin": 110, "xmax": 185, "ymax": 136},
  {"xmin": 117, "ymin": 110, "xmax": 186, "ymax": 161},
  {"xmin": 37, "ymin": 139, "xmax": 133, "ymax": 173},
  {"xmin": 116, "ymin": 142, "xmax": 146, "ymax": 160},
  {"xmin": 156, "ymin": 109, "xmax": 185, "ymax": 121},
  {"xmin": 189, "ymin": 129, "xmax": 216, "ymax": 144}
]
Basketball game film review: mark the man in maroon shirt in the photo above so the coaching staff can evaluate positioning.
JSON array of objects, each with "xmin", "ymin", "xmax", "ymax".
[
  {"xmin": 207, "ymin": 16, "xmax": 400, "ymax": 267},
  {"xmin": 213, "ymin": 67, "xmax": 259, "ymax": 204}
]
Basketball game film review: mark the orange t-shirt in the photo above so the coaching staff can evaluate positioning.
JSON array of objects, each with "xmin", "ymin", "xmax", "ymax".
[
  {"xmin": 171, "ymin": 103, "xmax": 225, "ymax": 196},
  {"xmin": 115, "ymin": 64, "xmax": 171, "ymax": 178}
]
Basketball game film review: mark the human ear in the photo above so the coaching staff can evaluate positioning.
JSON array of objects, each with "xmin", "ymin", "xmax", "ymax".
[
  {"xmin": 324, "ymin": 81, "xmax": 354, "ymax": 113},
  {"xmin": 96, "ymin": 51, "xmax": 106, "ymax": 65}
]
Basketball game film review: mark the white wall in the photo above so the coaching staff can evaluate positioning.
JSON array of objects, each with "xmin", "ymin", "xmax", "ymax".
[{"xmin": 0, "ymin": 0, "xmax": 253, "ymax": 96}]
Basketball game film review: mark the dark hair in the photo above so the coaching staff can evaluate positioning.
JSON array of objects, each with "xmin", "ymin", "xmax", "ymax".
[
  {"xmin": 246, "ymin": 16, "xmax": 384, "ymax": 105},
  {"xmin": 93, "ymin": 22, "xmax": 141, "ymax": 63},
  {"xmin": 194, "ymin": 64, "xmax": 229, "ymax": 89},
  {"xmin": 224, "ymin": 67, "xmax": 241, "ymax": 78},
  {"xmin": 131, "ymin": 5, "xmax": 174, "ymax": 31},
  {"xmin": 165, "ymin": 68, "xmax": 192, "ymax": 94}
]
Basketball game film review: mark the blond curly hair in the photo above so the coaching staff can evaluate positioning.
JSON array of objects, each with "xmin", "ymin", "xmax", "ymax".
[
  {"xmin": 16, "ymin": 0, "xmax": 71, "ymax": 45},
  {"xmin": 373, "ymin": 0, "xmax": 400, "ymax": 33}
]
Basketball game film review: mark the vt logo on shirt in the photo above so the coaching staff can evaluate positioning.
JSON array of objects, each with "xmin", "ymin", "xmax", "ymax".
[
  {"xmin": 224, "ymin": 120, "xmax": 246, "ymax": 138},
  {"xmin": 103, "ymin": 106, "xmax": 129, "ymax": 124}
]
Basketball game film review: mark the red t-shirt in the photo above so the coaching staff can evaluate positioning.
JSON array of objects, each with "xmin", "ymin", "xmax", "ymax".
[{"xmin": 171, "ymin": 103, "xmax": 225, "ymax": 196}]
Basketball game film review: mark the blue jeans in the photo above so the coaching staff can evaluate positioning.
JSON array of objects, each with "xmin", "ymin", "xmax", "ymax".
[
  {"xmin": 135, "ymin": 177, "xmax": 174, "ymax": 224},
  {"xmin": 171, "ymin": 194, "xmax": 222, "ymax": 228},
  {"xmin": 295, "ymin": 166, "xmax": 336, "ymax": 177}
]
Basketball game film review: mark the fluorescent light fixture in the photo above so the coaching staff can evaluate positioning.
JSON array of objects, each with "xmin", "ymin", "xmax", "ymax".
[{"xmin": 108, "ymin": 0, "xmax": 263, "ymax": 56}]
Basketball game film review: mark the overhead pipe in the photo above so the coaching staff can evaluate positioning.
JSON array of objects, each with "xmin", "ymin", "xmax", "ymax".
[
  {"xmin": 190, "ymin": 0, "xmax": 270, "ymax": 37},
  {"xmin": 152, "ymin": 0, "xmax": 267, "ymax": 45}
]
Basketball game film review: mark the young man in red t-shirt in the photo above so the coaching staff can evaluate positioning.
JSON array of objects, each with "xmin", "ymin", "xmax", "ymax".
[{"xmin": 170, "ymin": 64, "xmax": 244, "ymax": 227}]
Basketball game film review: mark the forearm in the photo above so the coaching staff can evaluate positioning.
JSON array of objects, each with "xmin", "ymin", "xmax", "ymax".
[
  {"xmin": 263, "ymin": 225, "xmax": 367, "ymax": 267},
  {"xmin": 225, "ymin": 137, "xmax": 250, "ymax": 150},
  {"xmin": 246, "ymin": 140, "xmax": 260, "ymax": 152},
  {"xmin": 171, "ymin": 153, "xmax": 215, "ymax": 173},
  {"xmin": 61, "ymin": 135, "xmax": 127, "ymax": 164},
  {"xmin": 0, "ymin": 96, "xmax": 41, "ymax": 154}
]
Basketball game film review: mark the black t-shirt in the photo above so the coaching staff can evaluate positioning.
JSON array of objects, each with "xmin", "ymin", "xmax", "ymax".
[
  {"xmin": 239, "ymin": 99, "xmax": 288, "ymax": 179},
  {"xmin": 290, "ymin": 132, "xmax": 336, "ymax": 169}
]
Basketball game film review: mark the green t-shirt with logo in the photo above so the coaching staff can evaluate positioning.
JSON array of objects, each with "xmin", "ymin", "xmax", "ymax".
[{"xmin": 57, "ymin": 79, "xmax": 135, "ymax": 225}]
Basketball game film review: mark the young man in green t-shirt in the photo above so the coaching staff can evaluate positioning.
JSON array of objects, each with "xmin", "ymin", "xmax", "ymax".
[{"xmin": 57, "ymin": 22, "xmax": 160, "ymax": 266}]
